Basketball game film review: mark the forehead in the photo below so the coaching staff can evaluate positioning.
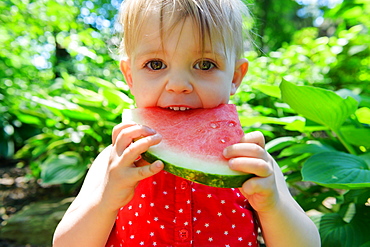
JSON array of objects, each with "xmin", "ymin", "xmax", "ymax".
[
  {"xmin": 127, "ymin": 8, "xmax": 233, "ymax": 60},
  {"xmin": 133, "ymin": 16, "xmax": 231, "ymax": 62}
]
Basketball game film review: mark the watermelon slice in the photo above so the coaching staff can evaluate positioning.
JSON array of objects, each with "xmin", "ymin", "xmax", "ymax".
[{"xmin": 123, "ymin": 104, "xmax": 254, "ymax": 188}]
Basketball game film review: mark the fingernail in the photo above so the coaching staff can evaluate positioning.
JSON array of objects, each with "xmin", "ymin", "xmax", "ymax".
[
  {"xmin": 148, "ymin": 127, "xmax": 156, "ymax": 134},
  {"xmin": 153, "ymin": 133, "xmax": 162, "ymax": 140},
  {"xmin": 154, "ymin": 160, "xmax": 163, "ymax": 168}
]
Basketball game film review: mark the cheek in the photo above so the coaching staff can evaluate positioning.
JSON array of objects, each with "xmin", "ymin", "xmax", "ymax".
[
  {"xmin": 130, "ymin": 84, "xmax": 162, "ymax": 107},
  {"xmin": 129, "ymin": 85, "xmax": 140, "ymax": 99},
  {"xmin": 198, "ymin": 85, "xmax": 231, "ymax": 106}
]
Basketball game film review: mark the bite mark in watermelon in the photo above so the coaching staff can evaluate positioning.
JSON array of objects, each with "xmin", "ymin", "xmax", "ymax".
[{"xmin": 123, "ymin": 104, "xmax": 254, "ymax": 188}]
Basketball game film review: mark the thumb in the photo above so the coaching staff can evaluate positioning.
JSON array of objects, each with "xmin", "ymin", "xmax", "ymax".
[
  {"xmin": 133, "ymin": 160, "xmax": 164, "ymax": 181},
  {"xmin": 240, "ymin": 131, "xmax": 265, "ymax": 148}
]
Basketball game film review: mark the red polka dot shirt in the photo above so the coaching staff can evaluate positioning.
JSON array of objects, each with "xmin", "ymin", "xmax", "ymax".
[{"xmin": 106, "ymin": 171, "xmax": 259, "ymax": 247}]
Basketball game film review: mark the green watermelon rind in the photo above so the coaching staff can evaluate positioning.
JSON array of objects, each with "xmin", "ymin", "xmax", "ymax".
[{"xmin": 142, "ymin": 151, "xmax": 255, "ymax": 188}]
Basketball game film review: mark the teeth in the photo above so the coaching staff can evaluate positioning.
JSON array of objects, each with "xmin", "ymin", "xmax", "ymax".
[{"xmin": 169, "ymin": 106, "xmax": 190, "ymax": 111}]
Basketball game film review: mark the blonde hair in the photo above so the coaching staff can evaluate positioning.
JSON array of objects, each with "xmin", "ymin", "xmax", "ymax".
[{"xmin": 117, "ymin": 0, "xmax": 252, "ymax": 59}]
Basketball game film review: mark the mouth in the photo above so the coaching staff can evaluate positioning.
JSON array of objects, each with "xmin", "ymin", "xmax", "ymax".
[{"xmin": 167, "ymin": 106, "xmax": 190, "ymax": 111}]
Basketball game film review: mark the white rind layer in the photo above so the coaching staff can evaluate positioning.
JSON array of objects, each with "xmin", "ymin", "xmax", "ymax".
[{"xmin": 148, "ymin": 143, "xmax": 245, "ymax": 176}]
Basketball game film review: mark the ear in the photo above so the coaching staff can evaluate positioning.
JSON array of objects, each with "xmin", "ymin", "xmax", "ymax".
[
  {"xmin": 120, "ymin": 58, "xmax": 133, "ymax": 89},
  {"xmin": 231, "ymin": 58, "xmax": 249, "ymax": 95}
]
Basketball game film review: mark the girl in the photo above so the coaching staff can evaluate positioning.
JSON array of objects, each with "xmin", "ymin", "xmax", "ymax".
[{"xmin": 53, "ymin": 0, "xmax": 320, "ymax": 246}]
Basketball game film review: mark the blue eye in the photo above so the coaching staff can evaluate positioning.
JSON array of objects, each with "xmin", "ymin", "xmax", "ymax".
[
  {"xmin": 146, "ymin": 60, "xmax": 166, "ymax": 70},
  {"xmin": 194, "ymin": 60, "xmax": 216, "ymax": 70}
]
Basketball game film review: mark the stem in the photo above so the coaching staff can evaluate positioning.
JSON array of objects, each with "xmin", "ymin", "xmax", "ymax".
[{"xmin": 334, "ymin": 128, "xmax": 357, "ymax": 155}]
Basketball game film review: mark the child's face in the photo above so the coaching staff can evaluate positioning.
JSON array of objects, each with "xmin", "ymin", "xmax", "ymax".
[{"xmin": 120, "ymin": 16, "xmax": 248, "ymax": 109}]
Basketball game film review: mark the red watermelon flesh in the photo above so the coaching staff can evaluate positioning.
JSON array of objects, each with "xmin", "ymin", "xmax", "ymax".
[
  {"xmin": 133, "ymin": 105, "xmax": 243, "ymax": 161},
  {"xmin": 123, "ymin": 104, "xmax": 254, "ymax": 188}
]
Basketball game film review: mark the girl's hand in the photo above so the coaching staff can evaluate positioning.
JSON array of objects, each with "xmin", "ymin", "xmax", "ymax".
[
  {"xmin": 102, "ymin": 122, "xmax": 163, "ymax": 212},
  {"xmin": 224, "ymin": 131, "xmax": 321, "ymax": 247},
  {"xmin": 223, "ymin": 131, "xmax": 279, "ymax": 212}
]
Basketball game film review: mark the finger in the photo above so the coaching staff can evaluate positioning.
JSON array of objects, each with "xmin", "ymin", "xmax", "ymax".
[
  {"xmin": 223, "ymin": 142, "xmax": 266, "ymax": 159},
  {"xmin": 129, "ymin": 160, "xmax": 164, "ymax": 182},
  {"xmin": 112, "ymin": 122, "xmax": 137, "ymax": 145},
  {"xmin": 114, "ymin": 125, "xmax": 157, "ymax": 155},
  {"xmin": 240, "ymin": 131, "xmax": 265, "ymax": 148},
  {"xmin": 121, "ymin": 133, "xmax": 162, "ymax": 162},
  {"xmin": 229, "ymin": 157, "xmax": 272, "ymax": 177},
  {"xmin": 240, "ymin": 176, "xmax": 275, "ymax": 197},
  {"xmin": 112, "ymin": 122, "xmax": 156, "ymax": 145}
]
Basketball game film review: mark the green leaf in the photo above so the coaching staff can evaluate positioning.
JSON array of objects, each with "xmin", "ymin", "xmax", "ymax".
[
  {"xmin": 359, "ymin": 152, "xmax": 370, "ymax": 168},
  {"xmin": 311, "ymin": 204, "xmax": 370, "ymax": 247},
  {"xmin": 15, "ymin": 113, "xmax": 42, "ymax": 125},
  {"xmin": 279, "ymin": 141, "xmax": 336, "ymax": 158},
  {"xmin": 302, "ymin": 152, "xmax": 370, "ymax": 189},
  {"xmin": 339, "ymin": 189, "xmax": 370, "ymax": 205},
  {"xmin": 100, "ymin": 88, "xmax": 133, "ymax": 108},
  {"xmin": 278, "ymin": 153, "xmax": 312, "ymax": 173},
  {"xmin": 356, "ymin": 107, "xmax": 370, "ymax": 124},
  {"xmin": 280, "ymin": 80, "xmax": 359, "ymax": 131},
  {"xmin": 60, "ymin": 109, "xmax": 97, "ymax": 121},
  {"xmin": 239, "ymin": 116, "xmax": 290, "ymax": 127},
  {"xmin": 359, "ymin": 95, "xmax": 370, "ymax": 108},
  {"xmin": 283, "ymin": 119, "xmax": 305, "ymax": 132},
  {"xmin": 252, "ymin": 83, "xmax": 281, "ymax": 98},
  {"xmin": 41, "ymin": 153, "xmax": 87, "ymax": 185},
  {"xmin": 340, "ymin": 126, "xmax": 370, "ymax": 147},
  {"xmin": 348, "ymin": 45, "xmax": 368, "ymax": 56},
  {"xmin": 360, "ymin": 242, "xmax": 370, "ymax": 247},
  {"xmin": 265, "ymin": 136, "xmax": 297, "ymax": 153},
  {"xmin": 86, "ymin": 76, "xmax": 117, "ymax": 89}
]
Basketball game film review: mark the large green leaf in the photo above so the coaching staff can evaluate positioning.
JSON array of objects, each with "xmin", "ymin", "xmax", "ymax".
[
  {"xmin": 302, "ymin": 152, "xmax": 370, "ymax": 189},
  {"xmin": 311, "ymin": 204, "xmax": 370, "ymax": 247},
  {"xmin": 280, "ymin": 80, "xmax": 359, "ymax": 131},
  {"xmin": 41, "ymin": 152, "xmax": 87, "ymax": 185}
]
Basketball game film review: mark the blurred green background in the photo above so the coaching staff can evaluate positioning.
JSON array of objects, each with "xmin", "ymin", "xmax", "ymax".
[{"xmin": 0, "ymin": 0, "xmax": 369, "ymax": 246}]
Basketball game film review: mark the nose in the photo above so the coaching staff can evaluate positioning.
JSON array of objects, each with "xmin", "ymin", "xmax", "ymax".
[{"xmin": 165, "ymin": 74, "xmax": 193, "ymax": 94}]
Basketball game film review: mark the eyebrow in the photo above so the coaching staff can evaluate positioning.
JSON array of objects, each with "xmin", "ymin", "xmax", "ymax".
[
  {"xmin": 134, "ymin": 49, "xmax": 227, "ymax": 62},
  {"xmin": 201, "ymin": 50, "xmax": 227, "ymax": 61}
]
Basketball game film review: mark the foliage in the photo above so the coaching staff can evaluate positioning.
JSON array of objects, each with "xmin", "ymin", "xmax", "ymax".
[
  {"xmin": 233, "ymin": 2, "xmax": 370, "ymax": 245},
  {"xmin": 13, "ymin": 76, "xmax": 132, "ymax": 190},
  {"xmin": 247, "ymin": 0, "xmax": 309, "ymax": 52},
  {"xmin": 1, "ymin": 0, "xmax": 370, "ymax": 246},
  {"xmin": 0, "ymin": 0, "xmax": 126, "ymax": 190},
  {"xmin": 276, "ymin": 81, "xmax": 370, "ymax": 247}
]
